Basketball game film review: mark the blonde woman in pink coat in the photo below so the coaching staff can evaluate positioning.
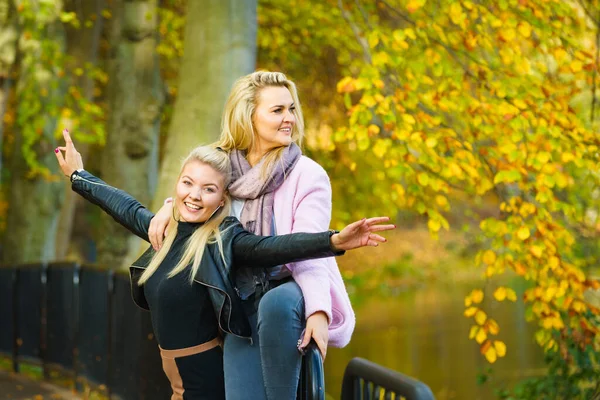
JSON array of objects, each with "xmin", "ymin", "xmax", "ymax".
[{"xmin": 149, "ymin": 71, "xmax": 359, "ymax": 400}]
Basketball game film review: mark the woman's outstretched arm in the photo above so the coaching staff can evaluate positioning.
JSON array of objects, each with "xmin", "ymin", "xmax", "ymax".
[
  {"xmin": 231, "ymin": 217, "xmax": 394, "ymax": 268},
  {"xmin": 55, "ymin": 129, "xmax": 153, "ymax": 241}
]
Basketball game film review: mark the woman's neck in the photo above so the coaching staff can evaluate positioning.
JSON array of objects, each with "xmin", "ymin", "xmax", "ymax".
[{"xmin": 246, "ymin": 147, "xmax": 266, "ymax": 167}]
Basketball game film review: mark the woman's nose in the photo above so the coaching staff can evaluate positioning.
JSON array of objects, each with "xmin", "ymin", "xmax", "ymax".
[
  {"xmin": 189, "ymin": 188, "xmax": 202, "ymax": 200},
  {"xmin": 284, "ymin": 109, "xmax": 295, "ymax": 123}
]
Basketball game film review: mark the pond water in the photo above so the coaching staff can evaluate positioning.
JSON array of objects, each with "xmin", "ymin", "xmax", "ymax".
[{"xmin": 324, "ymin": 281, "xmax": 546, "ymax": 399}]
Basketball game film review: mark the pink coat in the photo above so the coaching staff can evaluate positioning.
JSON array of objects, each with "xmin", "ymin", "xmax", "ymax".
[{"xmin": 273, "ymin": 156, "xmax": 355, "ymax": 348}]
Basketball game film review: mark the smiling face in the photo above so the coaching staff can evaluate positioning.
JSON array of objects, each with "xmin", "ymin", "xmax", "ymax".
[
  {"xmin": 175, "ymin": 160, "xmax": 226, "ymax": 223},
  {"xmin": 252, "ymin": 86, "xmax": 296, "ymax": 155}
]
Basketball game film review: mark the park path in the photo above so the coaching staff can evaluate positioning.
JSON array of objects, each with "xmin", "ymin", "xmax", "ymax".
[{"xmin": 0, "ymin": 369, "xmax": 80, "ymax": 400}]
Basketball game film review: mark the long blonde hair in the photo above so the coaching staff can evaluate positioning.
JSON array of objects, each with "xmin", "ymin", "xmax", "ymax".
[
  {"xmin": 217, "ymin": 71, "xmax": 304, "ymax": 177},
  {"xmin": 138, "ymin": 146, "xmax": 232, "ymax": 285}
]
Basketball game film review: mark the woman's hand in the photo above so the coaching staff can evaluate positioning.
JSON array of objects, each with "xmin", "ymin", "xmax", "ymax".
[
  {"xmin": 299, "ymin": 311, "xmax": 329, "ymax": 360},
  {"xmin": 54, "ymin": 129, "xmax": 83, "ymax": 178},
  {"xmin": 331, "ymin": 217, "xmax": 395, "ymax": 251},
  {"xmin": 149, "ymin": 202, "xmax": 174, "ymax": 250}
]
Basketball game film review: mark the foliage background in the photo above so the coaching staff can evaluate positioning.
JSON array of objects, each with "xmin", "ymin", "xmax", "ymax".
[{"xmin": 1, "ymin": 0, "xmax": 600, "ymax": 398}]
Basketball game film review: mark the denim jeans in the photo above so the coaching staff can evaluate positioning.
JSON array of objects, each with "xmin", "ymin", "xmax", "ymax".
[{"xmin": 223, "ymin": 280, "xmax": 305, "ymax": 400}]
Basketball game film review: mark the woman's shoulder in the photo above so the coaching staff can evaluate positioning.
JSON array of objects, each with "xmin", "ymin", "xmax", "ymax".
[
  {"xmin": 220, "ymin": 216, "xmax": 242, "ymax": 230},
  {"xmin": 292, "ymin": 155, "xmax": 329, "ymax": 179}
]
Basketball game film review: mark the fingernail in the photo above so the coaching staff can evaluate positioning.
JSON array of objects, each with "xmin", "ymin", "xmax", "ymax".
[
  {"xmin": 63, "ymin": 129, "xmax": 68, "ymax": 134},
  {"xmin": 54, "ymin": 148, "xmax": 59, "ymax": 153},
  {"xmin": 394, "ymin": 225, "xmax": 397, "ymax": 228}
]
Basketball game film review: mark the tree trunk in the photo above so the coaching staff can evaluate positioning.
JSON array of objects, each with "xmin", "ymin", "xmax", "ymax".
[
  {"xmin": 1, "ymin": 2, "xmax": 66, "ymax": 265},
  {"xmin": 54, "ymin": 0, "xmax": 106, "ymax": 259},
  {"xmin": 152, "ymin": 0, "xmax": 257, "ymax": 208},
  {"xmin": 95, "ymin": 0, "xmax": 164, "ymax": 268}
]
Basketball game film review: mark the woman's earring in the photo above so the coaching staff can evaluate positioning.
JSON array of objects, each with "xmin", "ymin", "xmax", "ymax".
[
  {"xmin": 207, "ymin": 205, "xmax": 222, "ymax": 221},
  {"xmin": 172, "ymin": 205, "xmax": 181, "ymax": 222}
]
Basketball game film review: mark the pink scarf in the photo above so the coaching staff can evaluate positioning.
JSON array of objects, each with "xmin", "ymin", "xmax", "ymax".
[{"xmin": 228, "ymin": 143, "xmax": 301, "ymax": 235}]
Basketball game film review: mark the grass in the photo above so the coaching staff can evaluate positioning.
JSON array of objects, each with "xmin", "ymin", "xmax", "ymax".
[{"xmin": 0, "ymin": 356, "xmax": 108, "ymax": 400}]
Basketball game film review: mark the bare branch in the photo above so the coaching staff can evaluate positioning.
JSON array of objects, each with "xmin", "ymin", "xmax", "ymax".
[{"xmin": 338, "ymin": 0, "xmax": 372, "ymax": 64}]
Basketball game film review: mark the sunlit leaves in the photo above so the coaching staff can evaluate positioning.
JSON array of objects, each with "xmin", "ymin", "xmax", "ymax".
[
  {"xmin": 11, "ymin": 0, "xmax": 107, "ymax": 177},
  {"xmin": 324, "ymin": 0, "xmax": 600, "ymax": 367}
]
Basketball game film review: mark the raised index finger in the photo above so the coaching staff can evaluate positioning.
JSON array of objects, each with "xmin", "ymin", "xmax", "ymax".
[{"xmin": 63, "ymin": 129, "xmax": 75, "ymax": 149}]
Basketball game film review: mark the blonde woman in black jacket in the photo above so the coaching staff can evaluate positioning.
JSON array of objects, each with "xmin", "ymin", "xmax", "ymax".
[{"xmin": 55, "ymin": 130, "xmax": 393, "ymax": 400}]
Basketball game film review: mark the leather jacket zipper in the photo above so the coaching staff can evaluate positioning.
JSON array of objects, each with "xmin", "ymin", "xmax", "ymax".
[{"xmin": 71, "ymin": 172, "xmax": 109, "ymax": 186}]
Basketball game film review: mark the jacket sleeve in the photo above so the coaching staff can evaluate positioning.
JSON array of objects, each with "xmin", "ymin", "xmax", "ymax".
[
  {"xmin": 286, "ymin": 160, "xmax": 335, "ymax": 322},
  {"xmin": 70, "ymin": 170, "xmax": 153, "ymax": 242},
  {"xmin": 231, "ymin": 228, "xmax": 343, "ymax": 268}
]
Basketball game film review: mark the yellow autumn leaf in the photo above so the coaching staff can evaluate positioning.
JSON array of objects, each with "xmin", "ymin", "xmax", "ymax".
[
  {"xmin": 518, "ymin": 22, "xmax": 532, "ymax": 37},
  {"xmin": 487, "ymin": 319, "xmax": 500, "ymax": 335},
  {"xmin": 482, "ymin": 250, "xmax": 496, "ymax": 265},
  {"xmin": 425, "ymin": 137, "xmax": 438, "ymax": 148},
  {"xmin": 530, "ymin": 245, "xmax": 543, "ymax": 258},
  {"xmin": 549, "ymin": 256, "xmax": 560, "ymax": 269},
  {"xmin": 494, "ymin": 340, "xmax": 507, "ymax": 357},
  {"xmin": 570, "ymin": 60, "xmax": 583, "ymax": 73},
  {"xmin": 367, "ymin": 124, "xmax": 380, "ymax": 136},
  {"xmin": 475, "ymin": 328, "xmax": 487, "ymax": 344},
  {"xmin": 475, "ymin": 310, "xmax": 487, "ymax": 325},
  {"xmin": 572, "ymin": 301, "xmax": 586, "ymax": 313},
  {"xmin": 428, "ymin": 218, "xmax": 441, "ymax": 232},
  {"xmin": 435, "ymin": 195, "xmax": 448, "ymax": 207},
  {"xmin": 494, "ymin": 287, "xmax": 507, "ymax": 301},
  {"xmin": 513, "ymin": 99, "xmax": 527, "ymax": 110},
  {"xmin": 500, "ymin": 28, "xmax": 516, "ymax": 42},
  {"xmin": 417, "ymin": 172, "xmax": 429, "ymax": 186},
  {"xmin": 449, "ymin": 3, "xmax": 464, "ymax": 25},
  {"xmin": 517, "ymin": 226, "xmax": 530, "ymax": 240},
  {"xmin": 484, "ymin": 346, "xmax": 497, "ymax": 363},
  {"xmin": 406, "ymin": 0, "xmax": 425, "ymax": 13},
  {"xmin": 561, "ymin": 152, "xmax": 575, "ymax": 163},
  {"xmin": 542, "ymin": 286, "xmax": 557, "ymax": 302},
  {"xmin": 471, "ymin": 289, "xmax": 484, "ymax": 304},
  {"xmin": 421, "ymin": 76, "xmax": 434, "ymax": 85},
  {"xmin": 405, "ymin": 28, "xmax": 417, "ymax": 40},
  {"xmin": 464, "ymin": 307, "xmax": 478, "ymax": 317},
  {"xmin": 506, "ymin": 288, "xmax": 517, "ymax": 302},
  {"xmin": 402, "ymin": 114, "xmax": 416, "ymax": 125},
  {"xmin": 554, "ymin": 48, "xmax": 568, "ymax": 63},
  {"xmin": 362, "ymin": 95, "xmax": 377, "ymax": 107},
  {"xmin": 336, "ymin": 77, "xmax": 355, "ymax": 93},
  {"xmin": 469, "ymin": 325, "xmax": 479, "ymax": 339}
]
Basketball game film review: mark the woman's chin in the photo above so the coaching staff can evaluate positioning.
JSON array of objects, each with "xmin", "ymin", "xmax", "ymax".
[{"xmin": 179, "ymin": 210, "xmax": 207, "ymax": 223}]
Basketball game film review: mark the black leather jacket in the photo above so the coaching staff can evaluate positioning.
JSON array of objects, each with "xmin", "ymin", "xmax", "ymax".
[{"xmin": 71, "ymin": 170, "xmax": 342, "ymax": 339}]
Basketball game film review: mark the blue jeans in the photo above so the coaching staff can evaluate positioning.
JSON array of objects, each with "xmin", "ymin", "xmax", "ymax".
[{"xmin": 223, "ymin": 280, "xmax": 305, "ymax": 400}]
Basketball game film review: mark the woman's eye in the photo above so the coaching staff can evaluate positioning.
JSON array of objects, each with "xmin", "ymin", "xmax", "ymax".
[
  {"xmin": 205, "ymin": 187, "xmax": 216, "ymax": 193},
  {"xmin": 183, "ymin": 180, "xmax": 191, "ymax": 186},
  {"xmin": 273, "ymin": 108, "xmax": 282, "ymax": 113},
  {"xmin": 290, "ymin": 107, "xmax": 296, "ymax": 112}
]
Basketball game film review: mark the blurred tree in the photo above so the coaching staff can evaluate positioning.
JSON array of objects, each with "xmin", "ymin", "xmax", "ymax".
[
  {"xmin": 95, "ymin": 0, "xmax": 165, "ymax": 268},
  {"xmin": 260, "ymin": 0, "xmax": 600, "ymax": 392},
  {"xmin": 152, "ymin": 0, "xmax": 257, "ymax": 209},
  {"xmin": 0, "ymin": 0, "xmax": 17, "ymax": 181},
  {"xmin": 0, "ymin": 0, "xmax": 105, "ymax": 264},
  {"xmin": 2, "ymin": 1, "xmax": 71, "ymax": 264},
  {"xmin": 55, "ymin": 0, "xmax": 107, "ymax": 259}
]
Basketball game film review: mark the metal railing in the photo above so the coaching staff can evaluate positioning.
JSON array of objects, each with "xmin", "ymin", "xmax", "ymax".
[
  {"xmin": 0, "ymin": 262, "xmax": 326, "ymax": 399},
  {"xmin": 1, "ymin": 262, "xmax": 435, "ymax": 400},
  {"xmin": 342, "ymin": 357, "xmax": 435, "ymax": 400}
]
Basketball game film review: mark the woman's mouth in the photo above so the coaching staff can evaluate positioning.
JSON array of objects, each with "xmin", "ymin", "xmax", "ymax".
[{"xmin": 184, "ymin": 202, "xmax": 203, "ymax": 212}]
